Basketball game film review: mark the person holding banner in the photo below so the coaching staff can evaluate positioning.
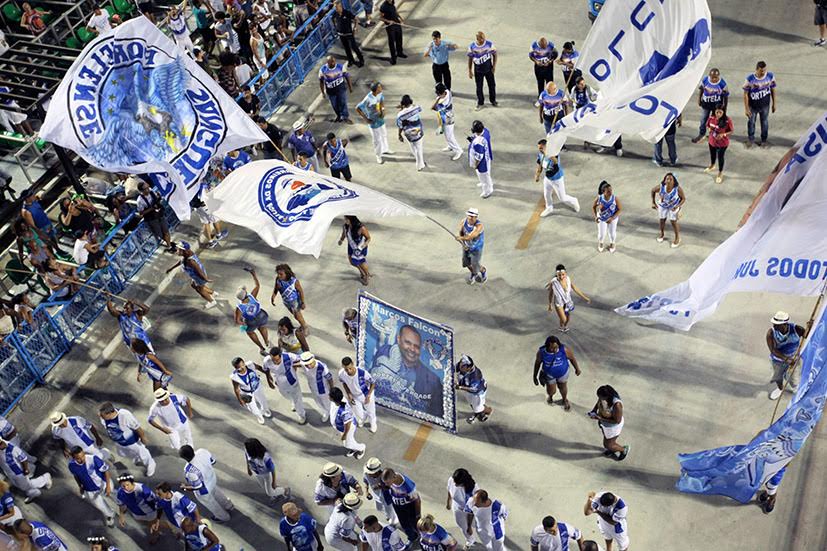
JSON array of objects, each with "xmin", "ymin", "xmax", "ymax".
[
  {"xmin": 756, "ymin": 466, "xmax": 786, "ymax": 513},
  {"xmin": 592, "ymin": 181, "xmax": 621, "ymax": 253},
  {"xmin": 272, "ymin": 263, "xmax": 309, "ymax": 332},
  {"xmin": 556, "ymin": 42, "xmax": 580, "ymax": 93},
  {"xmin": 329, "ymin": 387, "xmax": 367, "ymax": 459},
  {"xmin": 650, "ymin": 173, "xmax": 686, "ymax": 248},
  {"xmin": 535, "ymin": 140, "xmax": 580, "ymax": 218},
  {"xmin": 766, "ymin": 311, "xmax": 805, "ymax": 400},
  {"xmin": 538, "ymin": 82, "xmax": 569, "ymax": 135},
  {"xmin": 396, "ymin": 95, "xmax": 426, "ymax": 171},
  {"xmin": 457, "ymin": 207, "xmax": 487, "ymax": 284},
  {"xmin": 338, "ymin": 216, "xmax": 372, "ymax": 285}
]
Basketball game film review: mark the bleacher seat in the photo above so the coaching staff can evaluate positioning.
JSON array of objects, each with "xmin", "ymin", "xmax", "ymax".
[{"xmin": 2, "ymin": 3, "xmax": 22, "ymax": 23}]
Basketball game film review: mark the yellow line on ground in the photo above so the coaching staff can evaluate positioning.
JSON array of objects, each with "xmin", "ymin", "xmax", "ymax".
[
  {"xmin": 516, "ymin": 198, "xmax": 546, "ymax": 250},
  {"xmin": 402, "ymin": 424, "xmax": 433, "ymax": 462}
]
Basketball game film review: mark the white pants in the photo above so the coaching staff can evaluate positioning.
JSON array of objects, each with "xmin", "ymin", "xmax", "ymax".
[
  {"xmin": 406, "ymin": 138, "xmax": 425, "ymax": 169},
  {"xmin": 658, "ymin": 205, "xmax": 680, "ymax": 221},
  {"xmin": 83, "ymin": 489, "xmax": 114, "ymax": 519},
  {"xmin": 477, "ymin": 169, "xmax": 494, "ymax": 196},
  {"xmin": 166, "ymin": 424, "xmax": 194, "ymax": 449},
  {"xmin": 325, "ymin": 531, "xmax": 357, "ymax": 551},
  {"xmin": 342, "ymin": 428, "xmax": 366, "ymax": 454},
  {"xmin": 370, "ymin": 125, "xmax": 390, "ymax": 157},
  {"xmin": 543, "ymin": 176, "xmax": 579, "ymax": 212},
  {"xmin": 196, "ymin": 485, "xmax": 232, "ymax": 521},
  {"xmin": 311, "ymin": 392, "xmax": 331, "ymax": 416},
  {"xmin": 84, "ymin": 444, "xmax": 113, "ymax": 462},
  {"xmin": 173, "ymin": 32, "xmax": 195, "ymax": 54},
  {"xmin": 453, "ymin": 505, "xmax": 476, "ymax": 545},
  {"xmin": 278, "ymin": 383, "xmax": 307, "ymax": 420},
  {"xmin": 255, "ymin": 472, "xmax": 287, "ymax": 498},
  {"xmin": 466, "ymin": 391, "xmax": 487, "ymax": 414},
  {"xmin": 369, "ymin": 487, "xmax": 397, "ymax": 524},
  {"xmin": 116, "ymin": 441, "xmax": 155, "ymax": 474},
  {"xmin": 8, "ymin": 472, "xmax": 50, "ymax": 498},
  {"xmin": 244, "ymin": 386, "xmax": 272, "ymax": 422},
  {"xmin": 352, "ymin": 396, "xmax": 377, "ymax": 428},
  {"xmin": 443, "ymin": 123, "xmax": 462, "ymax": 153},
  {"xmin": 597, "ymin": 218, "xmax": 618, "ymax": 244},
  {"xmin": 477, "ymin": 532, "xmax": 505, "ymax": 551},
  {"xmin": 597, "ymin": 519, "xmax": 629, "ymax": 550}
]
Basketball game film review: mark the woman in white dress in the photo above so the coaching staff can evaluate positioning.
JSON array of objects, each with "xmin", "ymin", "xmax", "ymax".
[
  {"xmin": 445, "ymin": 468, "xmax": 478, "ymax": 548},
  {"xmin": 546, "ymin": 264, "xmax": 590, "ymax": 333}
]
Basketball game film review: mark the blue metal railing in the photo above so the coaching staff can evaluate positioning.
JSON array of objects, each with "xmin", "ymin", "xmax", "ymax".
[
  {"xmin": 242, "ymin": 0, "xmax": 365, "ymax": 118},
  {"xmin": 0, "ymin": 207, "xmax": 179, "ymax": 414}
]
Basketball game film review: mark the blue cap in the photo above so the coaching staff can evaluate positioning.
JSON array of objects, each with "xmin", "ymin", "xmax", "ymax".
[{"xmin": 177, "ymin": 241, "xmax": 191, "ymax": 251}]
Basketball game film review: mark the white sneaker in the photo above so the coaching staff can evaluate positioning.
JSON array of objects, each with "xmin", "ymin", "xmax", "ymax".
[
  {"xmin": 321, "ymin": 413, "xmax": 330, "ymax": 423},
  {"xmin": 670, "ymin": 240, "xmax": 681, "ymax": 248},
  {"xmin": 441, "ymin": 146, "xmax": 452, "ymax": 152},
  {"xmin": 417, "ymin": 165, "xmax": 426, "ymax": 172},
  {"xmin": 657, "ymin": 236, "xmax": 665, "ymax": 243},
  {"xmin": 451, "ymin": 150, "xmax": 463, "ymax": 161},
  {"xmin": 146, "ymin": 460, "xmax": 157, "ymax": 477},
  {"xmin": 205, "ymin": 300, "xmax": 218, "ymax": 309},
  {"xmin": 616, "ymin": 149, "xmax": 624, "ymax": 157},
  {"xmin": 296, "ymin": 414, "xmax": 307, "ymax": 424},
  {"xmin": 256, "ymin": 416, "xmax": 266, "ymax": 425},
  {"xmin": 370, "ymin": 422, "xmax": 377, "ymax": 433},
  {"xmin": 598, "ymin": 242, "xmax": 605, "ymax": 252},
  {"xmin": 376, "ymin": 156, "xmax": 384, "ymax": 164},
  {"xmin": 573, "ymin": 203, "xmax": 581, "ymax": 213},
  {"xmin": 263, "ymin": 409, "xmax": 272, "ymax": 418},
  {"xmin": 480, "ymin": 191, "xmax": 492, "ymax": 198},
  {"xmin": 769, "ymin": 387, "xmax": 782, "ymax": 400},
  {"xmin": 106, "ymin": 517, "xmax": 115, "ymax": 528},
  {"xmin": 608, "ymin": 243, "xmax": 617, "ymax": 253},
  {"xmin": 540, "ymin": 206, "xmax": 554, "ymax": 217},
  {"xmin": 383, "ymin": 150, "xmax": 395, "ymax": 155}
]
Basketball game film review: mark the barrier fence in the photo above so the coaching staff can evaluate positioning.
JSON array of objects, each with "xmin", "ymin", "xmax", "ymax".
[
  {"xmin": 0, "ymin": 209, "xmax": 179, "ymax": 415},
  {"xmin": 245, "ymin": 0, "xmax": 366, "ymax": 118}
]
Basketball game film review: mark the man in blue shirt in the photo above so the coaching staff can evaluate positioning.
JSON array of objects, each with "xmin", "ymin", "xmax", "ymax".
[
  {"xmin": 280, "ymin": 501, "xmax": 324, "ymax": 551},
  {"xmin": 14, "ymin": 519, "xmax": 67, "ymax": 551},
  {"xmin": 319, "ymin": 55, "xmax": 353, "ymax": 124},
  {"xmin": 467, "ymin": 31, "xmax": 497, "ymax": 110},
  {"xmin": 424, "ymin": 30, "xmax": 457, "ymax": 90},
  {"xmin": 742, "ymin": 61, "xmax": 777, "ymax": 147},
  {"xmin": 287, "ymin": 119, "xmax": 320, "ymax": 171},
  {"xmin": 529, "ymin": 37, "xmax": 558, "ymax": 101},
  {"xmin": 381, "ymin": 468, "xmax": 421, "ymax": 542},
  {"xmin": 67, "ymin": 447, "xmax": 115, "ymax": 526},
  {"xmin": 691, "ymin": 68, "xmax": 728, "ymax": 143},
  {"xmin": 322, "ymin": 132, "xmax": 352, "ymax": 181},
  {"xmin": 222, "ymin": 149, "xmax": 251, "ymax": 175}
]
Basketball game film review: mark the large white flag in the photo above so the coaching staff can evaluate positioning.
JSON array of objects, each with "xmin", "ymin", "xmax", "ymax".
[
  {"xmin": 40, "ymin": 16, "xmax": 266, "ymax": 220},
  {"xmin": 206, "ymin": 161, "xmax": 423, "ymax": 257},
  {"xmin": 615, "ymin": 112, "xmax": 827, "ymax": 330},
  {"xmin": 545, "ymin": 0, "xmax": 712, "ymax": 155}
]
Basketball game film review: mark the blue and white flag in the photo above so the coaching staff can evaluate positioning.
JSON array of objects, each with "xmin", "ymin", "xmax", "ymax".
[
  {"xmin": 676, "ymin": 301, "xmax": 827, "ymax": 502},
  {"xmin": 616, "ymin": 112, "xmax": 827, "ymax": 330},
  {"xmin": 356, "ymin": 291, "xmax": 456, "ymax": 433},
  {"xmin": 205, "ymin": 160, "xmax": 423, "ymax": 257},
  {"xmin": 39, "ymin": 16, "xmax": 267, "ymax": 220},
  {"xmin": 545, "ymin": 0, "xmax": 712, "ymax": 155}
]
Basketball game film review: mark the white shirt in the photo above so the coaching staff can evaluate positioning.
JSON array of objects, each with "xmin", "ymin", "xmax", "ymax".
[
  {"xmin": 235, "ymin": 64, "xmax": 254, "ymax": 86},
  {"xmin": 73, "ymin": 238, "xmax": 90, "ymax": 265},
  {"xmin": 591, "ymin": 492, "xmax": 628, "ymax": 535},
  {"xmin": 360, "ymin": 526, "xmax": 408, "ymax": 551},
  {"xmin": 324, "ymin": 506, "xmax": 359, "ymax": 539},
  {"xmin": 0, "ymin": 415, "xmax": 15, "ymax": 440},
  {"xmin": 88, "ymin": 9, "xmax": 112, "ymax": 34},
  {"xmin": 263, "ymin": 353, "xmax": 302, "ymax": 389},
  {"xmin": 147, "ymin": 394, "xmax": 190, "ymax": 430},
  {"xmin": 447, "ymin": 476, "xmax": 477, "ymax": 511},
  {"xmin": 99, "ymin": 409, "xmax": 141, "ymax": 445},
  {"xmin": 337, "ymin": 367, "xmax": 374, "ymax": 400},
  {"xmin": 466, "ymin": 499, "xmax": 508, "ymax": 540},
  {"xmin": 529, "ymin": 522, "xmax": 582, "ymax": 551},
  {"xmin": 185, "ymin": 448, "xmax": 217, "ymax": 491},
  {"xmin": 51, "ymin": 416, "xmax": 95, "ymax": 449}
]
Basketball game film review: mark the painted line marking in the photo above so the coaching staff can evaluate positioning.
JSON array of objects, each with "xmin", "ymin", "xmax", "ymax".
[
  {"xmin": 402, "ymin": 423, "xmax": 433, "ymax": 462},
  {"xmin": 516, "ymin": 198, "xmax": 546, "ymax": 250}
]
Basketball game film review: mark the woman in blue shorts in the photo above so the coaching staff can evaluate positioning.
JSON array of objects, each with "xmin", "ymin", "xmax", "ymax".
[
  {"xmin": 338, "ymin": 215, "xmax": 372, "ymax": 285},
  {"xmin": 236, "ymin": 267, "xmax": 271, "ymax": 357},
  {"xmin": 271, "ymin": 263, "xmax": 309, "ymax": 332}
]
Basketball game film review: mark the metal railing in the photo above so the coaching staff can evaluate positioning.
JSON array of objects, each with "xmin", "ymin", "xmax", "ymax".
[
  {"xmin": 244, "ymin": 0, "xmax": 365, "ymax": 118},
  {"xmin": 0, "ymin": 206, "xmax": 179, "ymax": 414}
]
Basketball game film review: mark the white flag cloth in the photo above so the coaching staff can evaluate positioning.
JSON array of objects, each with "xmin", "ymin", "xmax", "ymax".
[
  {"xmin": 39, "ymin": 16, "xmax": 266, "ymax": 220},
  {"xmin": 545, "ymin": 0, "xmax": 712, "ymax": 155},
  {"xmin": 615, "ymin": 112, "xmax": 827, "ymax": 330},
  {"xmin": 206, "ymin": 161, "xmax": 423, "ymax": 257}
]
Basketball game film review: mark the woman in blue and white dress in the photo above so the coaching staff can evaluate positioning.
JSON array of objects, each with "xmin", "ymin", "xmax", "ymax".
[
  {"xmin": 235, "ymin": 268, "xmax": 271, "ymax": 357},
  {"xmin": 244, "ymin": 438, "xmax": 290, "ymax": 501},
  {"xmin": 650, "ymin": 172, "xmax": 686, "ymax": 248},
  {"xmin": 592, "ymin": 181, "xmax": 622, "ymax": 253},
  {"xmin": 338, "ymin": 216, "xmax": 372, "ymax": 285},
  {"xmin": 131, "ymin": 338, "xmax": 173, "ymax": 390},
  {"xmin": 271, "ymin": 263, "xmax": 308, "ymax": 332}
]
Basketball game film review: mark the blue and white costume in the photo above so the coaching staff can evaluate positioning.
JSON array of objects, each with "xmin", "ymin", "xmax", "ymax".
[
  {"xmin": 137, "ymin": 352, "xmax": 172, "ymax": 388},
  {"xmin": 115, "ymin": 481, "xmax": 157, "ymax": 522},
  {"xmin": 184, "ymin": 523, "xmax": 222, "ymax": 551},
  {"xmin": 656, "ymin": 182, "xmax": 681, "ymax": 221},
  {"xmin": 326, "ymin": 138, "xmax": 350, "ymax": 172},
  {"xmin": 469, "ymin": 128, "xmax": 494, "ymax": 197},
  {"xmin": 0, "ymin": 489, "xmax": 21, "ymax": 526},
  {"xmin": 157, "ymin": 490, "xmax": 198, "ymax": 529},
  {"xmin": 168, "ymin": 10, "xmax": 194, "ymax": 53},
  {"xmin": 590, "ymin": 492, "xmax": 629, "ymax": 550},
  {"xmin": 0, "ymin": 442, "xmax": 51, "ymax": 499},
  {"xmin": 529, "ymin": 520, "xmax": 582, "ymax": 551},
  {"xmin": 183, "ymin": 448, "xmax": 232, "ymax": 522},
  {"xmin": 435, "ymin": 90, "xmax": 462, "ymax": 156},
  {"xmin": 302, "ymin": 358, "xmax": 334, "ymax": 421},
  {"xmin": 68, "ymin": 453, "xmax": 115, "ymax": 521},
  {"xmin": 222, "ymin": 150, "xmax": 251, "ymax": 173},
  {"xmin": 182, "ymin": 253, "xmax": 209, "ymax": 287},
  {"xmin": 363, "ymin": 469, "xmax": 397, "ymax": 525},
  {"xmin": 276, "ymin": 276, "xmax": 302, "ymax": 313},
  {"xmin": 537, "ymin": 153, "xmax": 579, "ymax": 216},
  {"xmin": 419, "ymin": 523, "xmax": 456, "ymax": 551},
  {"xmin": 27, "ymin": 521, "xmax": 67, "ymax": 551},
  {"xmin": 457, "ymin": 364, "xmax": 488, "ymax": 414},
  {"xmin": 356, "ymin": 91, "xmax": 390, "ymax": 162},
  {"xmin": 596, "ymin": 192, "xmax": 619, "ymax": 248},
  {"xmin": 263, "ymin": 351, "xmax": 307, "ymax": 423},
  {"xmin": 330, "ymin": 401, "xmax": 365, "ymax": 456},
  {"xmin": 337, "ymin": 366, "xmax": 377, "ymax": 429},
  {"xmin": 0, "ymin": 414, "xmax": 19, "ymax": 446},
  {"xmin": 539, "ymin": 344, "xmax": 570, "ymax": 384},
  {"xmin": 280, "ymin": 511, "xmax": 319, "ymax": 551},
  {"xmin": 100, "ymin": 407, "xmax": 155, "ymax": 476},
  {"xmin": 324, "ymin": 503, "xmax": 361, "ymax": 550},
  {"xmin": 538, "ymin": 88, "xmax": 568, "ymax": 134},
  {"xmin": 118, "ymin": 310, "xmax": 153, "ymax": 354},
  {"xmin": 396, "ymin": 104, "xmax": 426, "ymax": 170},
  {"xmin": 345, "ymin": 226, "xmax": 368, "ymax": 267},
  {"xmin": 238, "ymin": 292, "xmax": 269, "ymax": 332},
  {"xmin": 51, "ymin": 415, "xmax": 112, "ymax": 460},
  {"xmin": 360, "ymin": 523, "xmax": 408, "ymax": 551},
  {"xmin": 232, "ymin": 361, "xmax": 271, "ymax": 424},
  {"xmin": 447, "ymin": 475, "xmax": 478, "ymax": 546},
  {"xmin": 314, "ymin": 469, "xmax": 359, "ymax": 516},
  {"xmin": 465, "ymin": 497, "xmax": 508, "ymax": 551},
  {"xmin": 246, "ymin": 449, "xmax": 288, "ymax": 499},
  {"xmin": 148, "ymin": 392, "xmax": 193, "ymax": 449},
  {"xmin": 770, "ymin": 322, "xmax": 801, "ymax": 388}
]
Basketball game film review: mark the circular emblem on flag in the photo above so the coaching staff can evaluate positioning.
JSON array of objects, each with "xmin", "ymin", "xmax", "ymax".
[{"xmin": 258, "ymin": 166, "xmax": 358, "ymax": 227}]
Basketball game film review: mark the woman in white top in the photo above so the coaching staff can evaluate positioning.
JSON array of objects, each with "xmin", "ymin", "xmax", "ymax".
[
  {"xmin": 587, "ymin": 385, "xmax": 628, "ymax": 461},
  {"xmin": 277, "ymin": 316, "xmax": 310, "ymax": 353},
  {"xmin": 445, "ymin": 468, "xmax": 478, "ymax": 548},
  {"xmin": 244, "ymin": 438, "xmax": 289, "ymax": 501},
  {"xmin": 546, "ymin": 264, "xmax": 591, "ymax": 333}
]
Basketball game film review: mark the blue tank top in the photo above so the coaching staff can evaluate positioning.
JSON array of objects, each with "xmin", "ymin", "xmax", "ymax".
[
  {"xmin": 327, "ymin": 139, "xmax": 349, "ymax": 170},
  {"xmin": 540, "ymin": 344, "xmax": 569, "ymax": 379},
  {"xmin": 462, "ymin": 219, "xmax": 484, "ymax": 252},
  {"xmin": 23, "ymin": 201, "xmax": 51, "ymax": 229},
  {"xmin": 772, "ymin": 323, "xmax": 801, "ymax": 358},
  {"xmin": 237, "ymin": 293, "xmax": 262, "ymax": 321},
  {"xmin": 597, "ymin": 194, "xmax": 617, "ymax": 222},
  {"xmin": 183, "ymin": 254, "xmax": 206, "ymax": 281},
  {"xmin": 277, "ymin": 277, "xmax": 299, "ymax": 304},
  {"xmin": 119, "ymin": 312, "xmax": 149, "ymax": 348},
  {"xmin": 659, "ymin": 183, "xmax": 680, "ymax": 209}
]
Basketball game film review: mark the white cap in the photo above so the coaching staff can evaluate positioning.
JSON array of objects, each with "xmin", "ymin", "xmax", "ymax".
[
  {"xmin": 771, "ymin": 311, "xmax": 790, "ymax": 325},
  {"xmin": 466, "ymin": 207, "xmax": 479, "ymax": 217}
]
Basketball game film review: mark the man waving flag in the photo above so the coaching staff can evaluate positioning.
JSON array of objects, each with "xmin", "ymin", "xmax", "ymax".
[{"xmin": 544, "ymin": 0, "xmax": 712, "ymax": 156}]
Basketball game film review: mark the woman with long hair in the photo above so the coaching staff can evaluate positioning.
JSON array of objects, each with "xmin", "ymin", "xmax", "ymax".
[
  {"xmin": 705, "ymin": 105, "xmax": 733, "ymax": 184},
  {"xmin": 244, "ymin": 437, "xmax": 290, "ymax": 501},
  {"xmin": 445, "ymin": 468, "xmax": 478, "ymax": 548},
  {"xmin": 546, "ymin": 264, "xmax": 590, "ymax": 332},
  {"xmin": 236, "ymin": 267, "xmax": 271, "ymax": 356},
  {"xmin": 277, "ymin": 316, "xmax": 309, "ymax": 353},
  {"xmin": 588, "ymin": 385, "xmax": 629, "ymax": 461},
  {"xmin": 592, "ymin": 181, "xmax": 622, "ymax": 253},
  {"xmin": 338, "ymin": 215, "xmax": 372, "ymax": 285},
  {"xmin": 271, "ymin": 263, "xmax": 308, "ymax": 331},
  {"xmin": 650, "ymin": 172, "xmax": 686, "ymax": 248}
]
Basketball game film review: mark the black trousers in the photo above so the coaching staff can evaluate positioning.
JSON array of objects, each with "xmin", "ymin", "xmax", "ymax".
[
  {"xmin": 385, "ymin": 24, "xmax": 404, "ymax": 62},
  {"xmin": 709, "ymin": 145, "xmax": 727, "ymax": 171},
  {"xmin": 339, "ymin": 34, "xmax": 364, "ymax": 65},
  {"xmin": 534, "ymin": 64, "xmax": 554, "ymax": 96},
  {"xmin": 330, "ymin": 164, "xmax": 352, "ymax": 181},
  {"xmin": 432, "ymin": 62, "xmax": 451, "ymax": 90},
  {"xmin": 393, "ymin": 502, "xmax": 419, "ymax": 542},
  {"xmin": 474, "ymin": 70, "xmax": 496, "ymax": 105}
]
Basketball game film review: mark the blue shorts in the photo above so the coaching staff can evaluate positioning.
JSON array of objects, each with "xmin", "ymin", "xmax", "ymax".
[
  {"xmin": 245, "ymin": 310, "xmax": 269, "ymax": 332},
  {"xmin": 189, "ymin": 274, "xmax": 208, "ymax": 287},
  {"xmin": 283, "ymin": 298, "xmax": 302, "ymax": 313}
]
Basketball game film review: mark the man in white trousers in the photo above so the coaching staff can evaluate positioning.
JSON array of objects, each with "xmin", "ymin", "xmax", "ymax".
[
  {"xmin": 0, "ymin": 415, "xmax": 21, "ymax": 446},
  {"xmin": 67, "ymin": 447, "xmax": 115, "ymax": 527},
  {"xmin": 263, "ymin": 346, "xmax": 307, "ymax": 424},
  {"xmin": 363, "ymin": 457, "xmax": 397, "ymax": 524},
  {"xmin": 585, "ymin": 491, "xmax": 629, "ymax": 551},
  {"xmin": 329, "ymin": 387, "xmax": 366, "ymax": 459},
  {"xmin": 338, "ymin": 356, "xmax": 378, "ymax": 433},
  {"xmin": 432, "ymin": 83, "xmax": 464, "ymax": 160},
  {"xmin": 230, "ymin": 357, "xmax": 274, "ymax": 425},
  {"xmin": 0, "ymin": 439, "xmax": 52, "ymax": 503},
  {"xmin": 300, "ymin": 351, "xmax": 334, "ymax": 422},
  {"xmin": 535, "ymin": 139, "xmax": 580, "ymax": 217},
  {"xmin": 356, "ymin": 81, "xmax": 393, "ymax": 164},
  {"xmin": 396, "ymin": 94, "xmax": 426, "ymax": 171},
  {"xmin": 466, "ymin": 489, "xmax": 509, "ymax": 551},
  {"xmin": 469, "ymin": 120, "xmax": 494, "ymax": 198},
  {"xmin": 147, "ymin": 388, "xmax": 194, "ymax": 449},
  {"xmin": 179, "ymin": 445, "xmax": 233, "ymax": 522},
  {"xmin": 98, "ymin": 402, "xmax": 156, "ymax": 477},
  {"xmin": 50, "ymin": 411, "xmax": 112, "ymax": 460}
]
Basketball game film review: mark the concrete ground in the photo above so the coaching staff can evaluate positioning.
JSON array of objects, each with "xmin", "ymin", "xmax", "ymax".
[{"xmin": 8, "ymin": 0, "xmax": 827, "ymax": 549}]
